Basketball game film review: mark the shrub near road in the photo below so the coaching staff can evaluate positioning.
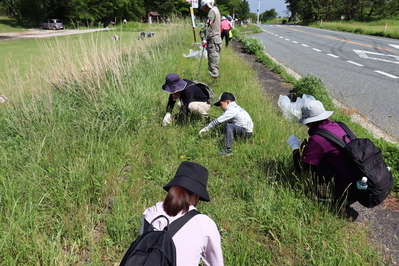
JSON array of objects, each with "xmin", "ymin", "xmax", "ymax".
[{"xmin": 0, "ymin": 21, "xmax": 385, "ymax": 264}]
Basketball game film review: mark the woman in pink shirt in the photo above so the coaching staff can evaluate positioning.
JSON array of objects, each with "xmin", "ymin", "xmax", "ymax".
[
  {"xmin": 140, "ymin": 161, "xmax": 224, "ymax": 266},
  {"xmin": 220, "ymin": 16, "xmax": 232, "ymax": 46}
]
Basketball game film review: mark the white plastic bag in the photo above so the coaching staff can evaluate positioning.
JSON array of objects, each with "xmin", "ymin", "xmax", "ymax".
[
  {"xmin": 278, "ymin": 94, "xmax": 315, "ymax": 122},
  {"xmin": 183, "ymin": 46, "xmax": 207, "ymax": 59}
]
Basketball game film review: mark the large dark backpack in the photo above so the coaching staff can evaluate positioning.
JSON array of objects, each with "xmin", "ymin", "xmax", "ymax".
[
  {"xmin": 315, "ymin": 122, "xmax": 393, "ymax": 208},
  {"xmin": 186, "ymin": 81, "xmax": 217, "ymax": 104},
  {"xmin": 119, "ymin": 210, "xmax": 199, "ymax": 266}
]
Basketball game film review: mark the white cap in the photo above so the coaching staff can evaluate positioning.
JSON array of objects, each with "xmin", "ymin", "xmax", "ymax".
[{"xmin": 201, "ymin": 0, "xmax": 214, "ymax": 8}]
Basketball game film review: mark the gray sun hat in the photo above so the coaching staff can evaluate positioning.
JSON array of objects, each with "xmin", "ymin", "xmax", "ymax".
[
  {"xmin": 162, "ymin": 73, "xmax": 187, "ymax": 94},
  {"xmin": 299, "ymin": 100, "xmax": 334, "ymax": 125},
  {"xmin": 163, "ymin": 161, "xmax": 210, "ymax": 202}
]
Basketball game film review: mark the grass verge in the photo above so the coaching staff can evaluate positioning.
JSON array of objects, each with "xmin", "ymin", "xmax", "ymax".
[
  {"xmin": 233, "ymin": 26, "xmax": 399, "ymax": 195},
  {"xmin": 0, "ymin": 20, "xmax": 390, "ymax": 264},
  {"xmin": 308, "ymin": 20, "xmax": 399, "ymax": 38}
]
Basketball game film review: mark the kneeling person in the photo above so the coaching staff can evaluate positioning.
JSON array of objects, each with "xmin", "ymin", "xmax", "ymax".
[
  {"xmin": 199, "ymin": 92, "xmax": 253, "ymax": 155},
  {"xmin": 162, "ymin": 73, "xmax": 211, "ymax": 126}
]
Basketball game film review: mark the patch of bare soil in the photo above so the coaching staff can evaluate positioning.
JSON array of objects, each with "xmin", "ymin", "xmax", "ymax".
[{"xmin": 231, "ymin": 40, "xmax": 399, "ymax": 265}]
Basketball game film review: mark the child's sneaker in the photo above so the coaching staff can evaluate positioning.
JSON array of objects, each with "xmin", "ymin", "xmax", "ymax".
[{"xmin": 218, "ymin": 148, "xmax": 233, "ymax": 156}]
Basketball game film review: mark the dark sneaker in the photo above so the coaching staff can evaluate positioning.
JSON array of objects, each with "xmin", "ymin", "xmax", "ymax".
[
  {"xmin": 218, "ymin": 148, "xmax": 232, "ymax": 156},
  {"xmin": 345, "ymin": 205, "xmax": 359, "ymax": 221}
]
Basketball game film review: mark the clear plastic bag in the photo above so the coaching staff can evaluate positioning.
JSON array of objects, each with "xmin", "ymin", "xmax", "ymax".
[
  {"xmin": 183, "ymin": 46, "xmax": 207, "ymax": 59},
  {"xmin": 278, "ymin": 94, "xmax": 315, "ymax": 122}
]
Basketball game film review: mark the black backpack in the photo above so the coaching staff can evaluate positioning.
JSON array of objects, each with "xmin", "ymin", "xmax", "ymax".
[
  {"xmin": 186, "ymin": 81, "xmax": 217, "ymax": 104},
  {"xmin": 315, "ymin": 122, "xmax": 393, "ymax": 208},
  {"xmin": 119, "ymin": 210, "xmax": 199, "ymax": 266}
]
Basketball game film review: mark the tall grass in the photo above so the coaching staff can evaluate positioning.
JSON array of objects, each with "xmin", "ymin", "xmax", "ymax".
[
  {"xmin": 0, "ymin": 20, "xmax": 387, "ymax": 264},
  {"xmin": 310, "ymin": 20, "xmax": 399, "ymax": 38}
]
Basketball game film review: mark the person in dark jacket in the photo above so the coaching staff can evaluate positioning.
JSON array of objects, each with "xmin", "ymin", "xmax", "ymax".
[
  {"xmin": 287, "ymin": 100, "xmax": 359, "ymax": 205},
  {"xmin": 162, "ymin": 73, "xmax": 210, "ymax": 126}
]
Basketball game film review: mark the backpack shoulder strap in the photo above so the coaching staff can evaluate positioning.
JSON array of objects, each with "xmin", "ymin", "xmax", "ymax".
[
  {"xmin": 336, "ymin": 122, "xmax": 357, "ymax": 140},
  {"xmin": 167, "ymin": 210, "xmax": 200, "ymax": 237},
  {"xmin": 147, "ymin": 215, "xmax": 170, "ymax": 232},
  {"xmin": 314, "ymin": 129, "xmax": 347, "ymax": 149}
]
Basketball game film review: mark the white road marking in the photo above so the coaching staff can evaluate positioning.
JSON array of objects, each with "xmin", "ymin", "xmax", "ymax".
[
  {"xmin": 312, "ymin": 48, "xmax": 322, "ymax": 52},
  {"xmin": 327, "ymin": 54, "xmax": 339, "ymax": 58},
  {"xmin": 292, "ymin": 41, "xmax": 298, "ymax": 43},
  {"xmin": 374, "ymin": 70, "xmax": 399, "ymax": 79},
  {"xmin": 388, "ymin": 44, "xmax": 399, "ymax": 50},
  {"xmin": 301, "ymin": 44, "xmax": 309, "ymax": 47},
  {"xmin": 354, "ymin": 49, "xmax": 399, "ymax": 64},
  {"xmin": 347, "ymin": 61, "xmax": 364, "ymax": 67},
  {"xmin": 285, "ymin": 38, "xmax": 290, "ymax": 41}
]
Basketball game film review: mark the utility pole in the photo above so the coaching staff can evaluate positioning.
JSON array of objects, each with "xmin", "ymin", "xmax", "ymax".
[{"xmin": 257, "ymin": 0, "xmax": 260, "ymax": 24}]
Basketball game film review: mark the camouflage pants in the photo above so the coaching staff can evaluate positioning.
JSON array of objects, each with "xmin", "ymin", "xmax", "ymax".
[{"xmin": 207, "ymin": 42, "xmax": 221, "ymax": 78}]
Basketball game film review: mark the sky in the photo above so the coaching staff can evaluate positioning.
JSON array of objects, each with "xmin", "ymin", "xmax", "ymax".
[{"xmin": 248, "ymin": 0, "xmax": 288, "ymax": 17}]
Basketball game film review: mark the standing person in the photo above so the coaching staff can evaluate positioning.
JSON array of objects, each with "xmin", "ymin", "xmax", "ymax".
[
  {"xmin": 199, "ymin": 92, "xmax": 253, "ymax": 156},
  {"xmin": 200, "ymin": 0, "xmax": 222, "ymax": 79},
  {"xmin": 286, "ymin": 100, "xmax": 359, "ymax": 205},
  {"xmin": 161, "ymin": 73, "xmax": 211, "ymax": 126},
  {"xmin": 220, "ymin": 16, "xmax": 232, "ymax": 47},
  {"xmin": 140, "ymin": 161, "xmax": 224, "ymax": 266}
]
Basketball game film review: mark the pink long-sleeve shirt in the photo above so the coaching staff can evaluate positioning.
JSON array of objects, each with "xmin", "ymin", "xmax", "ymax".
[{"xmin": 140, "ymin": 202, "xmax": 224, "ymax": 266}]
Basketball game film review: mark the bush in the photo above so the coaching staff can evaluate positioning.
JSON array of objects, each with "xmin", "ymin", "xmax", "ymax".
[
  {"xmin": 241, "ymin": 37, "xmax": 265, "ymax": 54},
  {"xmin": 293, "ymin": 75, "xmax": 335, "ymax": 110},
  {"xmin": 354, "ymin": 28, "xmax": 364, "ymax": 34}
]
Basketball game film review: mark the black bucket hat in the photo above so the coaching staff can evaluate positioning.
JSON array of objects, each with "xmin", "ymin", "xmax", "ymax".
[
  {"xmin": 214, "ymin": 92, "xmax": 235, "ymax": 106},
  {"xmin": 162, "ymin": 73, "xmax": 187, "ymax": 94},
  {"xmin": 163, "ymin": 161, "xmax": 210, "ymax": 202}
]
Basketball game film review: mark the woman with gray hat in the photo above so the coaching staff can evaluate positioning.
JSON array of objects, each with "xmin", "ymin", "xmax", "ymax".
[
  {"xmin": 286, "ymin": 100, "xmax": 359, "ymax": 205},
  {"xmin": 139, "ymin": 161, "xmax": 224, "ymax": 266}
]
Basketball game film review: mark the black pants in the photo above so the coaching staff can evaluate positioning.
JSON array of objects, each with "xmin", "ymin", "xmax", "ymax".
[{"xmin": 221, "ymin": 30, "xmax": 230, "ymax": 46}]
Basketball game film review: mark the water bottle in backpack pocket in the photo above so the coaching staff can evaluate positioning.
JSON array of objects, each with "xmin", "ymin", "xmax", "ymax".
[{"xmin": 356, "ymin": 177, "xmax": 368, "ymax": 191}]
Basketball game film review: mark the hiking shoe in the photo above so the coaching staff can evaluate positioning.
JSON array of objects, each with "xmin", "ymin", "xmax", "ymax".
[
  {"xmin": 345, "ymin": 205, "xmax": 359, "ymax": 221},
  {"xmin": 218, "ymin": 148, "xmax": 233, "ymax": 156}
]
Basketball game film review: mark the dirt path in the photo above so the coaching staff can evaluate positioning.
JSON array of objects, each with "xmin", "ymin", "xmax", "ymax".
[
  {"xmin": 0, "ymin": 28, "xmax": 113, "ymax": 41},
  {"xmin": 231, "ymin": 40, "xmax": 399, "ymax": 265}
]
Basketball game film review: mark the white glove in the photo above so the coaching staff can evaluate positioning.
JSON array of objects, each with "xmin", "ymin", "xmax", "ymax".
[
  {"xmin": 287, "ymin": 135, "xmax": 300, "ymax": 150},
  {"xmin": 0, "ymin": 95, "xmax": 9, "ymax": 104},
  {"xmin": 162, "ymin": 113, "xmax": 172, "ymax": 126},
  {"xmin": 199, "ymin": 127, "xmax": 209, "ymax": 135},
  {"xmin": 201, "ymin": 40, "xmax": 208, "ymax": 47}
]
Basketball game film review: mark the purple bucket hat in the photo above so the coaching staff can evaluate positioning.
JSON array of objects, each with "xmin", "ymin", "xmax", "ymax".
[{"xmin": 162, "ymin": 73, "xmax": 187, "ymax": 94}]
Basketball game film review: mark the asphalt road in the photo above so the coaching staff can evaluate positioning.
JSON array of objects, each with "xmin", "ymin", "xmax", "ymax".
[{"xmin": 250, "ymin": 24, "xmax": 399, "ymax": 141}]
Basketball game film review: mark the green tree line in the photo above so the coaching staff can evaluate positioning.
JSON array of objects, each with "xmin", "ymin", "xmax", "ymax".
[
  {"xmin": 285, "ymin": 0, "xmax": 399, "ymax": 23},
  {"xmin": 0, "ymin": 0, "xmax": 250, "ymax": 27}
]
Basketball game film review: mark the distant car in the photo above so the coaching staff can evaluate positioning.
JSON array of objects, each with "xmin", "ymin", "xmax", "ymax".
[{"xmin": 39, "ymin": 19, "xmax": 64, "ymax": 30}]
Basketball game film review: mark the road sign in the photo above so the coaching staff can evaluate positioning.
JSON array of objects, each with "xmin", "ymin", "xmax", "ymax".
[{"xmin": 187, "ymin": 0, "xmax": 199, "ymax": 8}]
